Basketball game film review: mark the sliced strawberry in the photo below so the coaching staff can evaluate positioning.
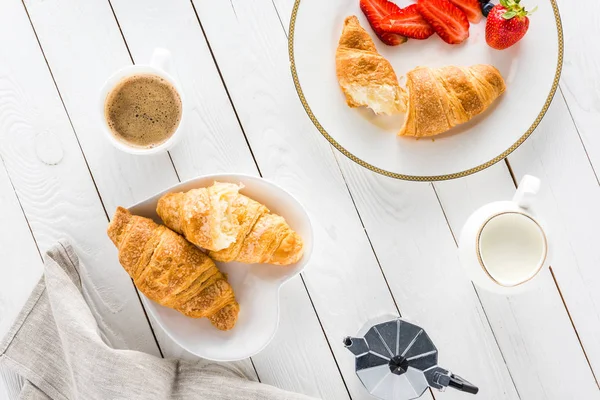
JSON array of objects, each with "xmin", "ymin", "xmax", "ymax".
[
  {"xmin": 447, "ymin": 0, "xmax": 482, "ymax": 23},
  {"xmin": 359, "ymin": 0, "xmax": 401, "ymax": 28},
  {"xmin": 380, "ymin": 4, "xmax": 435, "ymax": 40},
  {"xmin": 377, "ymin": 31, "xmax": 409, "ymax": 46},
  {"xmin": 360, "ymin": 0, "xmax": 408, "ymax": 45},
  {"xmin": 417, "ymin": 0, "xmax": 470, "ymax": 44}
]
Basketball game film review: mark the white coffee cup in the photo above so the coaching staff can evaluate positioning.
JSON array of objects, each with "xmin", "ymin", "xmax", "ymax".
[
  {"xmin": 458, "ymin": 175, "xmax": 549, "ymax": 293},
  {"xmin": 99, "ymin": 48, "xmax": 185, "ymax": 155}
]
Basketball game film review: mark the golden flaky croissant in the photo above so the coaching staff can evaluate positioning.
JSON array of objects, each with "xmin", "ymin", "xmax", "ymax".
[
  {"xmin": 336, "ymin": 16, "xmax": 404, "ymax": 115},
  {"xmin": 399, "ymin": 65, "xmax": 506, "ymax": 137},
  {"xmin": 157, "ymin": 182, "xmax": 304, "ymax": 266},
  {"xmin": 107, "ymin": 207, "xmax": 239, "ymax": 330}
]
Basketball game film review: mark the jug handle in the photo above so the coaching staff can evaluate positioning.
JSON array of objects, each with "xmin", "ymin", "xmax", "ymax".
[
  {"xmin": 150, "ymin": 48, "xmax": 174, "ymax": 76},
  {"xmin": 512, "ymin": 175, "xmax": 541, "ymax": 210}
]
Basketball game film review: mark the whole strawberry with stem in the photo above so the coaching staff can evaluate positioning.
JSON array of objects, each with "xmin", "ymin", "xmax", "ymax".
[{"xmin": 486, "ymin": 0, "xmax": 536, "ymax": 50}]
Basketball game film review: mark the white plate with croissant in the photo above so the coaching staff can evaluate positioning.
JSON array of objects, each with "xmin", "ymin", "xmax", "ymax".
[
  {"xmin": 290, "ymin": 0, "xmax": 562, "ymax": 180},
  {"xmin": 109, "ymin": 174, "xmax": 312, "ymax": 361}
]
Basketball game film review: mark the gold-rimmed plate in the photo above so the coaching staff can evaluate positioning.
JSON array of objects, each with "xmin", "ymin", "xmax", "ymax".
[{"xmin": 289, "ymin": 0, "xmax": 563, "ymax": 181}]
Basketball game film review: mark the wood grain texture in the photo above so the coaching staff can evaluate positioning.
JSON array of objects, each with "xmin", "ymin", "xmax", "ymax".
[
  {"xmin": 436, "ymin": 162, "xmax": 600, "ymax": 399},
  {"xmin": 22, "ymin": 0, "xmax": 257, "ymax": 380},
  {"xmin": 335, "ymin": 158, "xmax": 518, "ymax": 400},
  {"xmin": 107, "ymin": 0, "xmax": 350, "ymax": 397},
  {"xmin": 0, "ymin": 161, "xmax": 41, "ymax": 338},
  {"xmin": 2, "ymin": 1, "xmax": 600, "ymax": 400},
  {"xmin": 0, "ymin": 0, "xmax": 160, "ymax": 356},
  {"xmin": 22, "ymin": 0, "xmax": 349, "ymax": 396},
  {"xmin": 507, "ymin": 93, "xmax": 600, "ymax": 382},
  {"xmin": 103, "ymin": 0, "xmax": 259, "ymax": 178},
  {"xmin": 552, "ymin": 0, "xmax": 600, "ymax": 375},
  {"xmin": 189, "ymin": 1, "xmax": 411, "ymax": 398},
  {"xmin": 556, "ymin": 0, "xmax": 600, "ymax": 179},
  {"xmin": 0, "ymin": 163, "xmax": 38, "ymax": 400},
  {"xmin": 272, "ymin": 1, "xmax": 518, "ymax": 397},
  {"xmin": 276, "ymin": 0, "xmax": 600, "ymax": 396},
  {"xmin": 22, "ymin": 0, "xmax": 177, "ymax": 216},
  {"xmin": 0, "ymin": 363, "xmax": 24, "ymax": 400}
]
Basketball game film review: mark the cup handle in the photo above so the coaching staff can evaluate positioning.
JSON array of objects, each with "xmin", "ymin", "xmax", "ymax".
[
  {"xmin": 512, "ymin": 175, "xmax": 541, "ymax": 209},
  {"xmin": 150, "ymin": 48, "xmax": 174, "ymax": 76}
]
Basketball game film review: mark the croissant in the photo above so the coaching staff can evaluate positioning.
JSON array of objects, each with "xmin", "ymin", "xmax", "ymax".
[
  {"xmin": 157, "ymin": 182, "xmax": 304, "ymax": 266},
  {"xmin": 336, "ymin": 16, "xmax": 404, "ymax": 115},
  {"xmin": 399, "ymin": 65, "xmax": 506, "ymax": 137},
  {"xmin": 107, "ymin": 207, "xmax": 239, "ymax": 330}
]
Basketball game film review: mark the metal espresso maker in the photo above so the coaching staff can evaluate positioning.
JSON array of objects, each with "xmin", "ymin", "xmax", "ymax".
[{"xmin": 344, "ymin": 317, "xmax": 479, "ymax": 400}]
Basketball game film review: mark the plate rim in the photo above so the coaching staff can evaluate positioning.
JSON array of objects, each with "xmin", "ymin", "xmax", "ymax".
[{"xmin": 288, "ymin": 0, "xmax": 564, "ymax": 181}]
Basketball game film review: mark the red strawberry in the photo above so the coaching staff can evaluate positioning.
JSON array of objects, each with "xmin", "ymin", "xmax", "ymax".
[
  {"xmin": 417, "ymin": 0, "xmax": 470, "ymax": 44},
  {"xmin": 360, "ymin": 0, "xmax": 408, "ymax": 46},
  {"xmin": 380, "ymin": 4, "xmax": 435, "ymax": 40},
  {"xmin": 486, "ymin": 0, "xmax": 535, "ymax": 50},
  {"xmin": 447, "ymin": 0, "xmax": 482, "ymax": 23},
  {"xmin": 377, "ymin": 29, "xmax": 408, "ymax": 46}
]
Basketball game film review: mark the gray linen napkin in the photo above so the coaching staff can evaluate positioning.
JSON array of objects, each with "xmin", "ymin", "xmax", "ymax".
[{"xmin": 0, "ymin": 241, "xmax": 317, "ymax": 400}]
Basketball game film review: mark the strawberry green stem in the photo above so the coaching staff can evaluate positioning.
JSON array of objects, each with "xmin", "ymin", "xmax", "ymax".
[{"xmin": 499, "ymin": 0, "xmax": 536, "ymax": 19}]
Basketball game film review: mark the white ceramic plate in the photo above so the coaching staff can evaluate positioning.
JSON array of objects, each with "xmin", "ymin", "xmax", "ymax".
[
  {"xmin": 128, "ymin": 174, "xmax": 313, "ymax": 361},
  {"xmin": 290, "ymin": 0, "xmax": 563, "ymax": 180}
]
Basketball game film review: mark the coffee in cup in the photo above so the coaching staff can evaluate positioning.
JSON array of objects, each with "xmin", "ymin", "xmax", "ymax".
[{"xmin": 104, "ymin": 74, "xmax": 182, "ymax": 149}]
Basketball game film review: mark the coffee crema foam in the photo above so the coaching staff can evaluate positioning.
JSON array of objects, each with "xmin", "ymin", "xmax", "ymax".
[{"xmin": 104, "ymin": 74, "xmax": 182, "ymax": 148}]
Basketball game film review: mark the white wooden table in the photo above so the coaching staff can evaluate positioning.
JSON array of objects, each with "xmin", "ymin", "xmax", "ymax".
[{"xmin": 0, "ymin": 0, "xmax": 598, "ymax": 399}]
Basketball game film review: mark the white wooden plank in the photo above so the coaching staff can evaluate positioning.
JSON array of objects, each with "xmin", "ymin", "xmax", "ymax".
[
  {"xmin": 0, "ymin": 162, "xmax": 41, "ymax": 337},
  {"xmin": 22, "ymin": 0, "xmax": 177, "ymax": 214},
  {"xmin": 0, "ymin": 163, "xmax": 38, "ymax": 400},
  {"xmin": 0, "ymin": 0, "xmax": 159, "ymax": 355},
  {"xmin": 100, "ymin": 0, "xmax": 258, "ymax": 178},
  {"xmin": 556, "ymin": 0, "xmax": 600, "ymax": 177},
  {"xmin": 272, "ymin": 0, "xmax": 294, "ymax": 27},
  {"xmin": 0, "ymin": 363, "xmax": 24, "ymax": 400},
  {"xmin": 8, "ymin": 0, "xmax": 596, "ymax": 400},
  {"xmin": 334, "ymin": 158, "xmax": 518, "ymax": 400},
  {"xmin": 185, "ymin": 0, "xmax": 529, "ymax": 398},
  {"xmin": 107, "ymin": 1, "xmax": 350, "ymax": 397},
  {"xmin": 21, "ymin": 0, "xmax": 256, "ymax": 380},
  {"xmin": 507, "ymin": 93, "xmax": 600, "ymax": 382},
  {"xmin": 436, "ymin": 161, "xmax": 599, "ymax": 399},
  {"xmin": 553, "ymin": 0, "xmax": 600, "ymax": 374},
  {"xmin": 276, "ymin": 0, "xmax": 600, "ymax": 396},
  {"xmin": 435, "ymin": 164, "xmax": 516, "ymax": 232},
  {"xmin": 262, "ymin": 1, "xmax": 520, "ymax": 397},
  {"xmin": 191, "ymin": 2, "xmax": 409, "ymax": 400},
  {"xmin": 22, "ymin": 0, "xmax": 345, "ymax": 396}
]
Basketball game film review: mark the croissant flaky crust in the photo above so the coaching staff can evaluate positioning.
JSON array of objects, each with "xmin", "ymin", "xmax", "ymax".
[
  {"xmin": 157, "ymin": 182, "xmax": 304, "ymax": 266},
  {"xmin": 336, "ymin": 16, "xmax": 404, "ymax": 115},
  {"xmin": 399, "ymin": 65, "xmax": 506, "ymax": 137},
  {"xmin": 107, "ymin": 207, "xmax": 239, "ymax": 330}
]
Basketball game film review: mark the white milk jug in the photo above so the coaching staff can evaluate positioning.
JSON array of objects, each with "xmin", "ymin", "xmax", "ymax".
[{"xmin": 458, "ymin": 175, "xmax": 548, "ymax": 293}]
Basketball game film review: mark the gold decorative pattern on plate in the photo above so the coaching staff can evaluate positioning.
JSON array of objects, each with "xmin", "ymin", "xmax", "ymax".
[{"xmin": 288, "ymin": 0, "xmax": 564, "ymax": 182}]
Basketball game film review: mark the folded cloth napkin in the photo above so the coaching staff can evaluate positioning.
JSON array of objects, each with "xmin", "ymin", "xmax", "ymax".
[{"xmin": 0, "ymin": 241, "xmax": 317, "ymax": 400}]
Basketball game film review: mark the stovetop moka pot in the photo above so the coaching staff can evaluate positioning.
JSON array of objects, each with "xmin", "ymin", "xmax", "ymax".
[{"xmin": 344, "ymin": 317, "xmax": 478, "ymax": 400}]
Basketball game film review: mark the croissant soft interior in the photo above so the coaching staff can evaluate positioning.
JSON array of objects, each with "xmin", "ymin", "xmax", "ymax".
[
  {"xmin": 336, "ymin": 15, "xmax": 405, "ymax": 116},
  {"xmin": 157, "ymin": 182, "xmax": 304, "ymax": 266},
  {"xmin": 335, "ymin": 16, "xmax": 506, "ymax": 137}
]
